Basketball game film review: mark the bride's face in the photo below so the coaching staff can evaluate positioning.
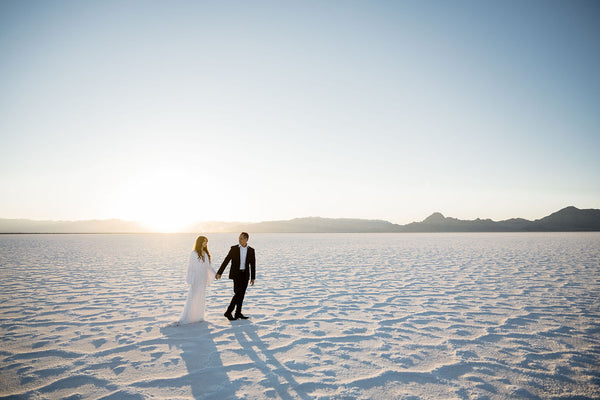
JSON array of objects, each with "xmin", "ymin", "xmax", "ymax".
[{"xmin": 202, "ymin": 239, "xmax": 208, "ymax": 250}]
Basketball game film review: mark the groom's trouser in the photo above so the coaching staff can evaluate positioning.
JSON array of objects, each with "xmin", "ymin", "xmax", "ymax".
[{"xmin": 227, "ymin": 278, "xmax": 249, "ymax": 315}]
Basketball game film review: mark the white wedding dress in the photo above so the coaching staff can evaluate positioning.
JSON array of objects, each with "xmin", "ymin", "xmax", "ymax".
[{"xmin": 178, "ymin": 251, "xmax": 217, "ymax": 324}]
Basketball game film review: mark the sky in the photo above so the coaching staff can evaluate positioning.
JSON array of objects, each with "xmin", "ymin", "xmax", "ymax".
[{"xmin": 1, "ymin": 0, "xmax": 599, "ymax": 232}]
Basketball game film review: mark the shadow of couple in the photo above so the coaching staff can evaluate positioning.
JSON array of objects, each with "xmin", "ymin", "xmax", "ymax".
[{"xmin": 161, "ymin": 321, "xmax": 310, "ymax": 400}]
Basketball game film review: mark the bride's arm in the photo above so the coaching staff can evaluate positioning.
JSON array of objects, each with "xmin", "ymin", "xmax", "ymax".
[
  {"xmin": 206, "ymin": 260, "xmax": 217, "ymax": 285},
  {"xmin": 186, "ymin": 253, "xmax": 195, "ymax": 285}
]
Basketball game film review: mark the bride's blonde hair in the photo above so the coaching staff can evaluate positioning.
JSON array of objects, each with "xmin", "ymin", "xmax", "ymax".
[{"xmin": 194, "ymin": 236, "xmax": 211, "ymax": 262}]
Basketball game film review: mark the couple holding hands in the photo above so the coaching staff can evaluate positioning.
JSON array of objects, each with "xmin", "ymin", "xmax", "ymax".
[{"xmin": 178, "ymin": 232, "xmax": 256, "ymax": 324}]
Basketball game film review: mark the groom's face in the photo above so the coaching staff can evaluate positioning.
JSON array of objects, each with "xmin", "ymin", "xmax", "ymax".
[{"xmin": 239, "ymin": 234, "xmax": 248, "ymax": 247}]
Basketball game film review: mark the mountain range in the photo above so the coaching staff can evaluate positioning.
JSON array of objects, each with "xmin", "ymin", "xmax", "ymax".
[{"xmin": 1, "ymin": 207, "xmax": 599, "ymax": 233}]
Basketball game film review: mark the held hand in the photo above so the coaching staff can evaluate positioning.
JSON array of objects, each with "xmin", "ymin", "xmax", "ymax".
[
  {"xmin": 250, "ymin": 279, "xmax": 255, "ymax": 286},
  {"xmin": 215, "ymin": 274, "xmax": 221, "ymax": 280}
]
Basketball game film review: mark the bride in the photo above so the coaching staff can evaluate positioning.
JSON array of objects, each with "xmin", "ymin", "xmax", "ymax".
[{"xmin": 178, "ymin": 235, "xmax": 217, "ymax": 324}]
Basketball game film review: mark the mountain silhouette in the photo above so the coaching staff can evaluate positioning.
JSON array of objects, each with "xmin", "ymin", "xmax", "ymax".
[
  {"xmin": 525, "ymin": 206, "xmax": 600, "ymax": 231},
  {"xmin": 1, "ymin": 207, "xmax": 599, "ymax": 233},
  {"xmin": 194, "ymin": 207, "xmax": 600, "ymax": 233}
]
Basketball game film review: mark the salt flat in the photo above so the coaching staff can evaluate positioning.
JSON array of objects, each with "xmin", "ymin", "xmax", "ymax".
[{"xmin": 1, "ymin": 233, "xmax": 599, "ymax": 399}]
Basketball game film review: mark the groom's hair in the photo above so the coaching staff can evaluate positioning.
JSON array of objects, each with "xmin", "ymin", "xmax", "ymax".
[{"xmin": 241, "ymin": 232, "xmax": 249, "ymax": 239}]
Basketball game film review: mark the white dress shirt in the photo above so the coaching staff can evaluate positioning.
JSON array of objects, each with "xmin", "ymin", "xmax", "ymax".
[{"xmin": 239, "ymin": 244, "xmax": 248, "ymax": 271}]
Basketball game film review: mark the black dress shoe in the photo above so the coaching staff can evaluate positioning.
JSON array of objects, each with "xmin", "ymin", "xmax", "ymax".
[
  {"xmin": 235, "ymin": 313, "xmax": 249, "ymax": 320},
  {"xmin": 224, "ymin": 312, "xmax": 237, "ymax": 321}
]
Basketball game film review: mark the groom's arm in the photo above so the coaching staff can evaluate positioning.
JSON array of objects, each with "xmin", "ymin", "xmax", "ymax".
[
  {"xmin": 216, "ymin": 248, "xmax": 233, "ymax": 278},
  {"xmin": 250, "ymin": 248, "xmax": 256, "ymax": 284}
]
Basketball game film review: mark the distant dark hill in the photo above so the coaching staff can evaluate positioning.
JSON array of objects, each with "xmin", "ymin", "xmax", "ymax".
[
  {"xmin": 403, "ymin": 207, "xmax": 600, "ymax": 232},
  {"xmin": 401, "ymin": 213, "xmax": 505, "ymax": 232},
  {"xmin": 526, "ymin": 206, "xmax": 600, "ymax": 231},
  {"xmin": 399, "ymin": 207, "xmax": 600, "ymax": 232},
  {"xmin": 2, "ymin": 207, "xmax": 599, "ymax": 233},
  {"xmin": 224, "ymin": 207, "xmax": 600, "ymax": 233},
  {"xmin": 422, "ymin": 212, "xmax": 445, "ymax": 223},
  {"xmin": 200, "ymin": 217, "xmax": 400, "ymax": 233},
  {"xmin": 193, "ymin": 207, "xmax": 600, "ymax": 233}
]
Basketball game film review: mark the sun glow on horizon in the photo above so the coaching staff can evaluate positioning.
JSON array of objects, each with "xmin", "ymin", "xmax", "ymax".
[
  {"xmin": 138, "ymin": 217, "xmax": 192, "ymax": 233},
  {"xmin": 108, "ymin": 165, "xmax": 228, "ymax": 233}
]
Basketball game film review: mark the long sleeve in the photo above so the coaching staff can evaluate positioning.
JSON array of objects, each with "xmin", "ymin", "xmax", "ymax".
[
  {"xmin": 206, "ymin": 261, "xmax": 217, "ymax": 285},
  {"xmin": 217, "ymin": 247, "xmax": 233, "ymax": 275},
  {"xmin": 250, "ymin": 248, "xmax": 256, "ymax": 280},
  {"xmin": 185, "ymin": 253, "xmax": 195, "ymax": 285}
]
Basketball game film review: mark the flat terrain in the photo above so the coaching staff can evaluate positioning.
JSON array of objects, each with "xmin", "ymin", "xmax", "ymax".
[{"xmin": 1, "ymin": 233, "xmax": 599, "ymax": 399}]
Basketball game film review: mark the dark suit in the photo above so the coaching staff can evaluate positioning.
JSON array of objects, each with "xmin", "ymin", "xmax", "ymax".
[{"xmin": 217, "ymin": 245, "xmax": 255, "ymax": 315}]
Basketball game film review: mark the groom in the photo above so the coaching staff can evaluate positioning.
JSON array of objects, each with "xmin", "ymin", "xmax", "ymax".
[{"xmin": 215, "ymin": 232, "xmax": 255, "ymax": 320}]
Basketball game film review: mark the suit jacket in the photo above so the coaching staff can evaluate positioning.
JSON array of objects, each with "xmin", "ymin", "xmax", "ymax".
[{"xmin": 217, "ymin": 245, "xmax": 255, "ymax": 281}]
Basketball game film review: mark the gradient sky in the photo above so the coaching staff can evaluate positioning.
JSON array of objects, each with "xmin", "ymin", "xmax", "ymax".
[{"xmin": 1, "ymin": 1, "xmax": 599, "ymax": 232}]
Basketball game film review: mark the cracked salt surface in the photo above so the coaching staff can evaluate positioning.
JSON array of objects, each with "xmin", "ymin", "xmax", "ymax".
[{"xmin": 1, "ymin": 232, "xmax": 599, "ymax": 399}]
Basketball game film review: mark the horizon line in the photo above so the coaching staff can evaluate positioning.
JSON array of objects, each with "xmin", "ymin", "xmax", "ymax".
[{"xmin": 0, "ymin": 205, "xmax": 592, "ymax": 226}]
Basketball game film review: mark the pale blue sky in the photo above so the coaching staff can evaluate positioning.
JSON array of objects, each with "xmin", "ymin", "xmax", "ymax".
[{"xmin": 1, "ymin": 1, "xmax": 599, "ymax": 231}]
